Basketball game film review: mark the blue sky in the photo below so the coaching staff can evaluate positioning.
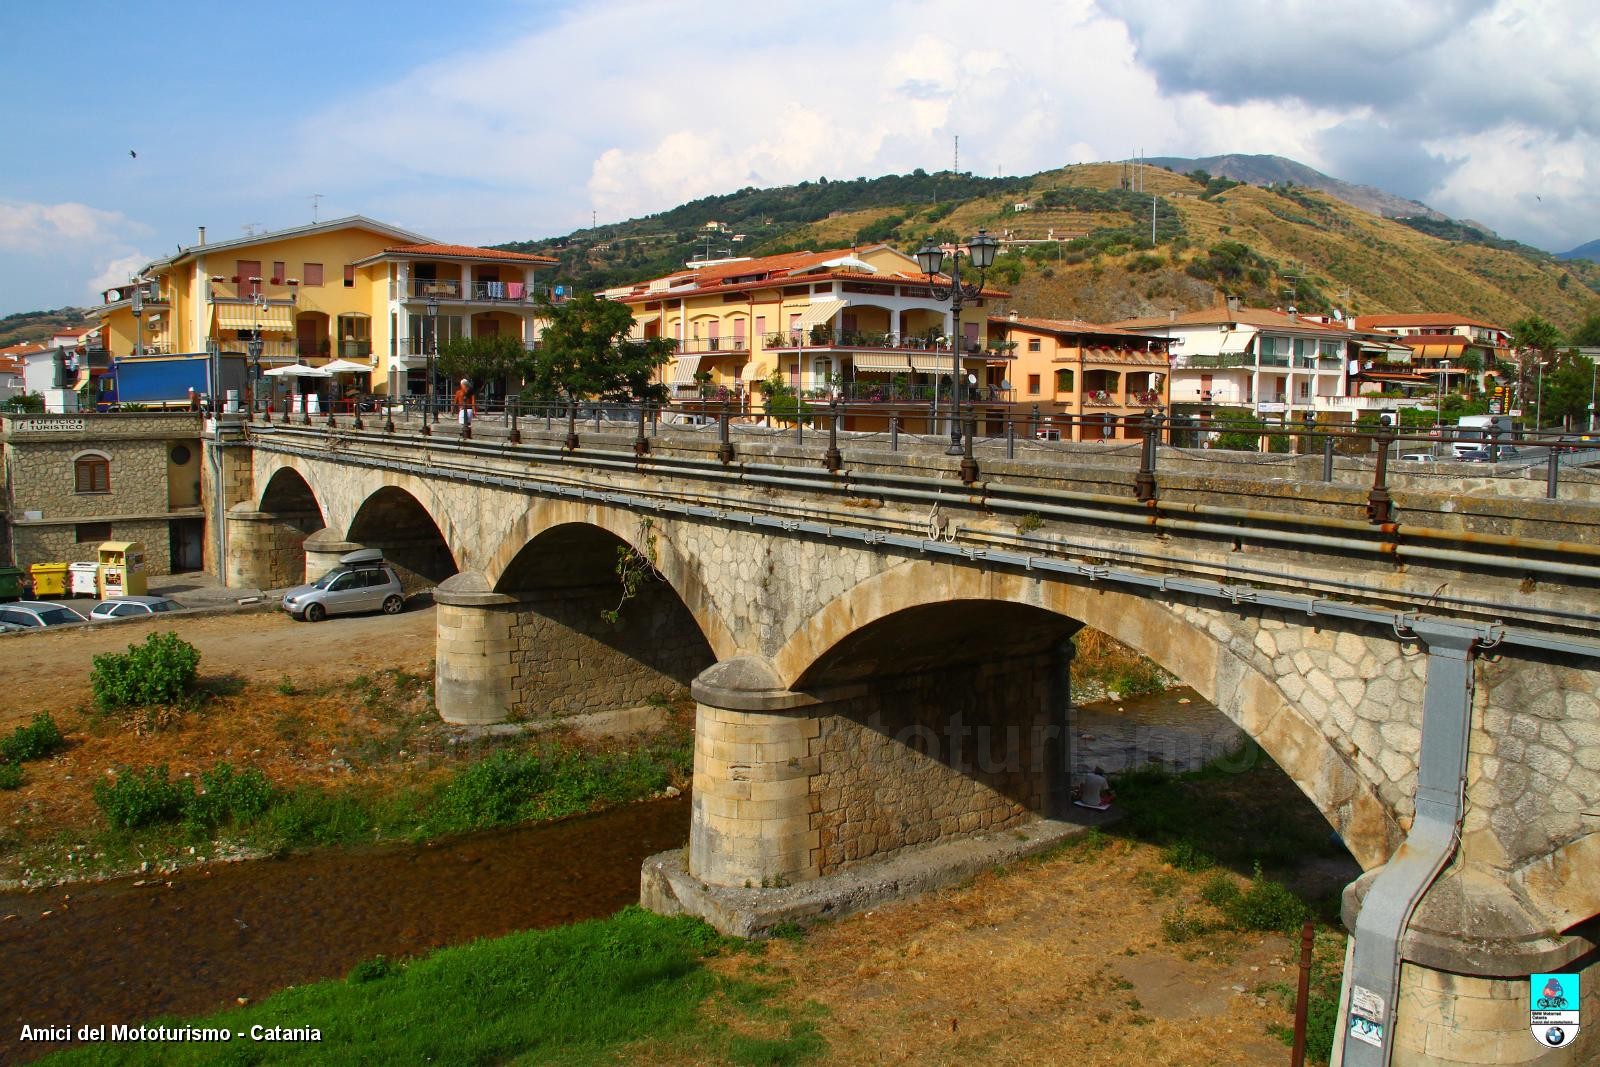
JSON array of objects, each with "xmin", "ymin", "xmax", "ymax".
[{"xmin": 3, "ymin": 0, "xmax": 1597, "ymax": 316}]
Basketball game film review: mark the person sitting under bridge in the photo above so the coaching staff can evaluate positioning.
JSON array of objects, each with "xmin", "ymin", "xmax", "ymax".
[{"xmin": 1074, "ymin": 766, "xmax": 1114, "ymax": 811}]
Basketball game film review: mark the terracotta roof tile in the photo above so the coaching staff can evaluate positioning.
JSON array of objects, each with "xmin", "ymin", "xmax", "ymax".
[
  {"xmin": 992, "ymin": 315, "xmax": 1169, "ymax": 340},
  {"xmin": 1353, "ymin": 313, "xmax": 1507, "ymax": 332},
  {"xmin": 382, "ymin": 243, "xmax": 559, "ymax": 264},
  {"xmin": 1113, "ymin": 306, "xmax": 1357, "ymax": 335}
]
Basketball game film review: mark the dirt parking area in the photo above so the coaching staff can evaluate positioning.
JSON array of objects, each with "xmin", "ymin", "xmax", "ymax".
[{"xmin": 0, "ymin": 606, "xmax": 436, "ymax": 729}]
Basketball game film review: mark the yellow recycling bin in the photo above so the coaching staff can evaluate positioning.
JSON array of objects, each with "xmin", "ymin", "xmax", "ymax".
[
  {"xmin": 28, "ymin": 562, "xmax": 69, "ymax": 598},
  {"xmin": 97, "ymin": 541, "xmax": 148, "ymax": 598}
]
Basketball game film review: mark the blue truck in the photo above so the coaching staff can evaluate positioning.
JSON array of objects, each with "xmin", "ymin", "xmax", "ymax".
[{"xmin": 103, "ymin": 354, "xmax": 249, "ymax": 409}]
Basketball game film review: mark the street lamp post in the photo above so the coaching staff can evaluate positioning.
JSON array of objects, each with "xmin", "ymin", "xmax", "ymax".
[
  {"xmin": 422, "ymin": 295, "xmax": 438, "ymax": 436},
  {"xmin": 1536, "ymin": 358, "xmax": 1546, "ymax": 431},
  {"xmin": 1589, "ymin": 363, "xmax": 1597, "ymax": 433},
  {"xmin": 915, "ymin": 228, "xmax": 999, "ymax": 455}
]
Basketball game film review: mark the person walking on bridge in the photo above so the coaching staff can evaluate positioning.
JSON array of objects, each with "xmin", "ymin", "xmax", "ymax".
[{"xmin": 454, "ymin": 378, "xmax": 474, "ymax": 429}]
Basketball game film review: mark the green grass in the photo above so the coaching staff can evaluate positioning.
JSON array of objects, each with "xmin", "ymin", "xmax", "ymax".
[
  {"xmin": 41, "ymin": 907, "xmax": 826, "ymax": 1066},
  {"xmin": 1109, "ymin": 744, "xmax": 1348, "ymax": 876}
]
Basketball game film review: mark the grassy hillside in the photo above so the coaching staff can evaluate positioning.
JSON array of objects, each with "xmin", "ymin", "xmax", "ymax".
[
  {"xmin": 504, "ymin": 162, "xmax": 1600, "ymax": 333},
  {"xmin": 0, "ymin": 307, "xmax": 88, "ymax": 349}
]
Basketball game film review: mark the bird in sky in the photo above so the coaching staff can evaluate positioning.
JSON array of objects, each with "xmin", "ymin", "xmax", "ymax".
[{"xmin": 129, "ymin": 150, "xmax": 137, "ymax": 159}]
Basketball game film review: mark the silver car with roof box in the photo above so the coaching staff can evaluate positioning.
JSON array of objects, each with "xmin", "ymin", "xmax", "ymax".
[{"xmin": 281, "ymin": 549, "xmax": 406, "ymax": 622}]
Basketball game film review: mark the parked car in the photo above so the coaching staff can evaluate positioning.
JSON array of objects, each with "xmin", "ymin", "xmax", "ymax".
[
  {"xmin": 1458, "ymin": 445, "xmax": 1520, "ymax": 463},
  {"xmin": 1399, "ymin": 453, "xmax": 1436, "ymax": 463},
  {"xmin": 281, "ymin": 549, "xmax": 405, "ymax": 622},
  {"xmin": 88, "ymin": 596, "xmax": 184, "ymax": 621},
  {"xmin": 0, "ymin": 601, "xmax": 89, "ymax": 629}
]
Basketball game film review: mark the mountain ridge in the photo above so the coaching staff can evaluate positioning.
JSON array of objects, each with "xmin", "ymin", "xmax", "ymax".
[{"xmin": 497, "ymin": 158, "xmax": 1600, "ymax": 332}]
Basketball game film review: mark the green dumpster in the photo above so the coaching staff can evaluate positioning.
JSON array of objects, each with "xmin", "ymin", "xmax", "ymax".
[
  {"xmin": 0, "ymin": 566, "xmax": 22, "ymax": 602},
  {"xmin": 29, "ymin": 562, "xmax": 69, "ymax": 598}
]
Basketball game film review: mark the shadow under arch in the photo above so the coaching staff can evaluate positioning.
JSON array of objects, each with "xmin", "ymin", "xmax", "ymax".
[
  {"xmin": 240, "ymin": 465, "xmax": 328, "ymax": 587},
  {"xmin": 347, "ymin": 485, "xmax": 458, "ymax": 587},
  {"xmin": 482, "ymin": 497, "xmax": 736, "ymax": 664},
  {"xmin": 773, "ymin": 558, "xmax": 1397, "ymax": 872},
  {"xmin": 257, "ymin": 465, "xmax": 325, "ymax": 523},
  {"xmin": 491, "ymin": 521, "xmax": 717, "ymax": 718}
]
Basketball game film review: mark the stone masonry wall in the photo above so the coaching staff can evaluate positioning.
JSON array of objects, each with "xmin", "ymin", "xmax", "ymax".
[
  {"xmin": 3, "ymin": 412, "xmax": 202, "ymax": 573},
  {"xmin": 508, "ymin": 581, "xmax": 715, "ymax": 719},
  {"xmin": 810, "ymin": 653, "xmax": 1061, "ymax": 873},
  {"xmin": 12, "ymin": 518, "xmax": 174, "ymax": 576},
  {"xmin": 225, "ymin": 510, "xmax": 320, "ymax": 589}
]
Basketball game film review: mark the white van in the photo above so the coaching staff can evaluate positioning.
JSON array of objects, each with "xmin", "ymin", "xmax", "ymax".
[{"xmin": 1452, "ymin": 415, "xmax": 1516, "ymax": 458}]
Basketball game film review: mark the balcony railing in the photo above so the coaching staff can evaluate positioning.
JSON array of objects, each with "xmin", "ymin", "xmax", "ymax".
[
  {"xmin": 790, "ymin": 381, "xmax": 1017, "ymax": 405},
  {"xmin": 764, "ymin": 330, "xmax": 988, "ymax": 354},
  {"xmin": 402, "ymin": 279, "xmax": 540, "ymax": 303},
  {"xmin": 1176, "ymin": 353, "xmax": 1254, "ymax": 369},
  {"xmin": 392, "ymin": 336, "xmax": 541, "ymax": 356},
  {"xmin": 678, "ymin": 338, "xmax": 751, "ymax": 355}
]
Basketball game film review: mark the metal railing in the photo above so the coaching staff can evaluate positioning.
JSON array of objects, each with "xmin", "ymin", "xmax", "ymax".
[
  {"xmin": 243, "ymin": 397, "xmax": 1600, "ymax": 510},
  {"xmin": 763, "ymin": 330, "xmax": 991, "ymax": 354}
]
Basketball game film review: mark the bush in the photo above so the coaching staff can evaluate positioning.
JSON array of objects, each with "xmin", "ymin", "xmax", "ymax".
[
  {"xmin": 1223, "ymin": 864, "xmax": 1310, "ymax": 933},
  {"xmin": 90, "ymin": 632, "xmax": 201, "ymax": 709},
  {"xmin": 1199, "ymin": 872, "xmax": 1241, "ymax": 908},
  {"xmin": 94, "ymin": 765, "xmax": 194, "ymax": 829},
  {"xmin": 184, "ymin": 763, "xmax": 275, "ymax": 836},
  {"xmin": 347, "ymin": 955, "xmax": 396, "ymax": 984},
  {"xmin": 1161, "ymin": 839, "xmax": 1215, "ymax": 872},
  {"xmin": 0, "ymin": 762, "xmax": 21, "ymax": 790},
  {"xmin": 1, "ymin": 712, "xmax": 64, "ymax": 763}
]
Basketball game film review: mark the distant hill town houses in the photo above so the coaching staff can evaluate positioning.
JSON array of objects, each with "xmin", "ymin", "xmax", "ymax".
[{"xmin": 54, "ymin": 213, "xmax": 1538, "ymax": 438}]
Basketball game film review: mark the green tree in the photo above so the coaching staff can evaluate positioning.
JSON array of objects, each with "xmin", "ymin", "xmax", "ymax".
[
  {"xmin": 1541, "ymin": 350, "xmax": 1596, "ymax": 428},
  {"xmin": 1511, "ymin": 315, "xmax": 1562, "ymax": 354},
  {"xmin": 437, "ymin": 335, "xmax": 528, "ymax": 394},
  {"xmin": 522, "ymin": 293, "xmax": 676, "ymax": 403},
  {"xmin": 1569, "ymin": 311, "xmax": 1600, "ymax": 347}
]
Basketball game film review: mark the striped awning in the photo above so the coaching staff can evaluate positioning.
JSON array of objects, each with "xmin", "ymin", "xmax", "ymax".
[
  {"xmin": 850, "ymin": 353, "xmax": 915, "ymax": 373},
  {"xmin": 214, "ymin": 302, "xmax": 294, "ymax": 332},
  {"xmin": 907, "ymin": 352, "xmax": 958, "ymax": 374},
  {"xmin": 670, "ymin": 355, "xmax": 702, "ymax": 385},
  {"xmin": 791, "ymin": 298, "xmax": 846, "ymax": 332},
  {"xmin": 1219, "ymin": 331, "xmax": 1253, "ymax": 355}
]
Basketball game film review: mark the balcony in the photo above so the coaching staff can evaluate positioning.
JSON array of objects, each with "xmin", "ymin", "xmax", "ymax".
[
  {"xmin": 678, "ymin": 338, "xmax": 751, "ymax": 356},
  {"xmin": 1176, "ymin": 353, "xmax": 1254, "ymax": 369},
  {"xmin": 403, "ymin": 279, "xmax": 539, "ymax": 304},
  {"xmin": 393, "ymin": 336, "xmax": 540, "ymax": 357},
  {"xmin": 764, "ymin": 330, "xmax": 986, "ymax": 355}
]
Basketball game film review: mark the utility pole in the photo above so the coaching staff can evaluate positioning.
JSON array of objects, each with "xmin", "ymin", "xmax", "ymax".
[{"xmin": 953, "ymin": 134, "xmax": 959, "ymax": 174}]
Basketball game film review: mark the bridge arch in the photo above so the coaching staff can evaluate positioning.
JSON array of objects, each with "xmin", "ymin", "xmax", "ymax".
[
  {"xmin": 346, "ymin": 485, "xmax": 458, "ymax": 587},
  {"xmin": 225, "ymin": 464, "xmax": 330, "ymax": 589},
  {"xmin": 771, "ymin": 558, "xmax": 1398, "ymax": 871},
  {"xmin": 483, "ymin": 497, "xmax": 736, "ymax": 663},
  {"xmin": 483, "ymin": 519, "xmax": 718, "ymax": 720}
]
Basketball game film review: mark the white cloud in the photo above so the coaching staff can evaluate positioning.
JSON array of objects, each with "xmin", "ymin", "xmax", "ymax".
[
  {"xmin": 0, "ymin": 200, "xmax": 132, "ymax": 251},
  {"xmin": 88, "ymin": 252, "xmax": 153, "ymax": 299}
]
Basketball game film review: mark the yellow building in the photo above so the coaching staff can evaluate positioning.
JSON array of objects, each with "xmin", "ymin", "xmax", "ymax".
[
  {"xmin": 94, "ymin": 217, "xmax": 558, "ymax": 405},
  {"xmin": 607, "ymin": 244, "xmax": 1008, "ymax": 430},
  {"xmin": 988, "ymin": 314, "xmax": 1173, "ymax": 441}
]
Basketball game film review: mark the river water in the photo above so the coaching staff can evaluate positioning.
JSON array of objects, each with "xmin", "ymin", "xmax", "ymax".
[
  {"xmin": 0, "ymin": 689, "xmax": 1238, "ymax": 1063},
  {"xmin": 0, "ymin": 796, "xmax": 691, "ymax": 1064}
]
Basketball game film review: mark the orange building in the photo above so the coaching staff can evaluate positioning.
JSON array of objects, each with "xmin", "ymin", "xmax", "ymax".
[{"xmin": 988, "ymin": 314, "xmax": 1172, "ymax": 440}]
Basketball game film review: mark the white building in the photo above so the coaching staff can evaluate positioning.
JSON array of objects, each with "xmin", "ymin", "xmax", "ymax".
[{"xmin": 1114, "ymin": 301, "xmax": 1395, "ymax": 422}]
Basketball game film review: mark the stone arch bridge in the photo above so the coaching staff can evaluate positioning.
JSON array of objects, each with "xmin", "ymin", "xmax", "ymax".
[{"xmin": 210, "ymin": 416, "xmax": 1600, "ymax": 1066}]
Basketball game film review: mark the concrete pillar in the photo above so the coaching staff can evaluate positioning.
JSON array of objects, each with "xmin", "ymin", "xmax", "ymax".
[
  {"xmin": 689, "ymin": 658, "xmax": 822, "ymax": 889},
  {"xmin": 224, "ymin": 504, "xmax": 318, "ymax": 590},
  {"xmin": 302, "ymin": 527, "xmax": 362, "ymax": 584},
  {"xmin": 433, "ymin": 570, "xmax": 519, "ymax": 726}
]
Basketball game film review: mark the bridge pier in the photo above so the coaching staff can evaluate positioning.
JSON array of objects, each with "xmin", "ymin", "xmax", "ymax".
[
  {"xmin": 431, "ymin": 572, "xmax": 715, "ymax": 726},
  {"xmin": 648, "ymin": 642, "xmax": 1078, "ymax": 928},
  {"xmin": 302, "ymin": 527, "xmax": 363, "ymax": 584},
  {"xmin": 224, "ymin": 505, "xmax": 322, "ymax": 590},
  {"xmin": 433, "ymin": 572, "xmax": 520, "ymax": 726}
]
